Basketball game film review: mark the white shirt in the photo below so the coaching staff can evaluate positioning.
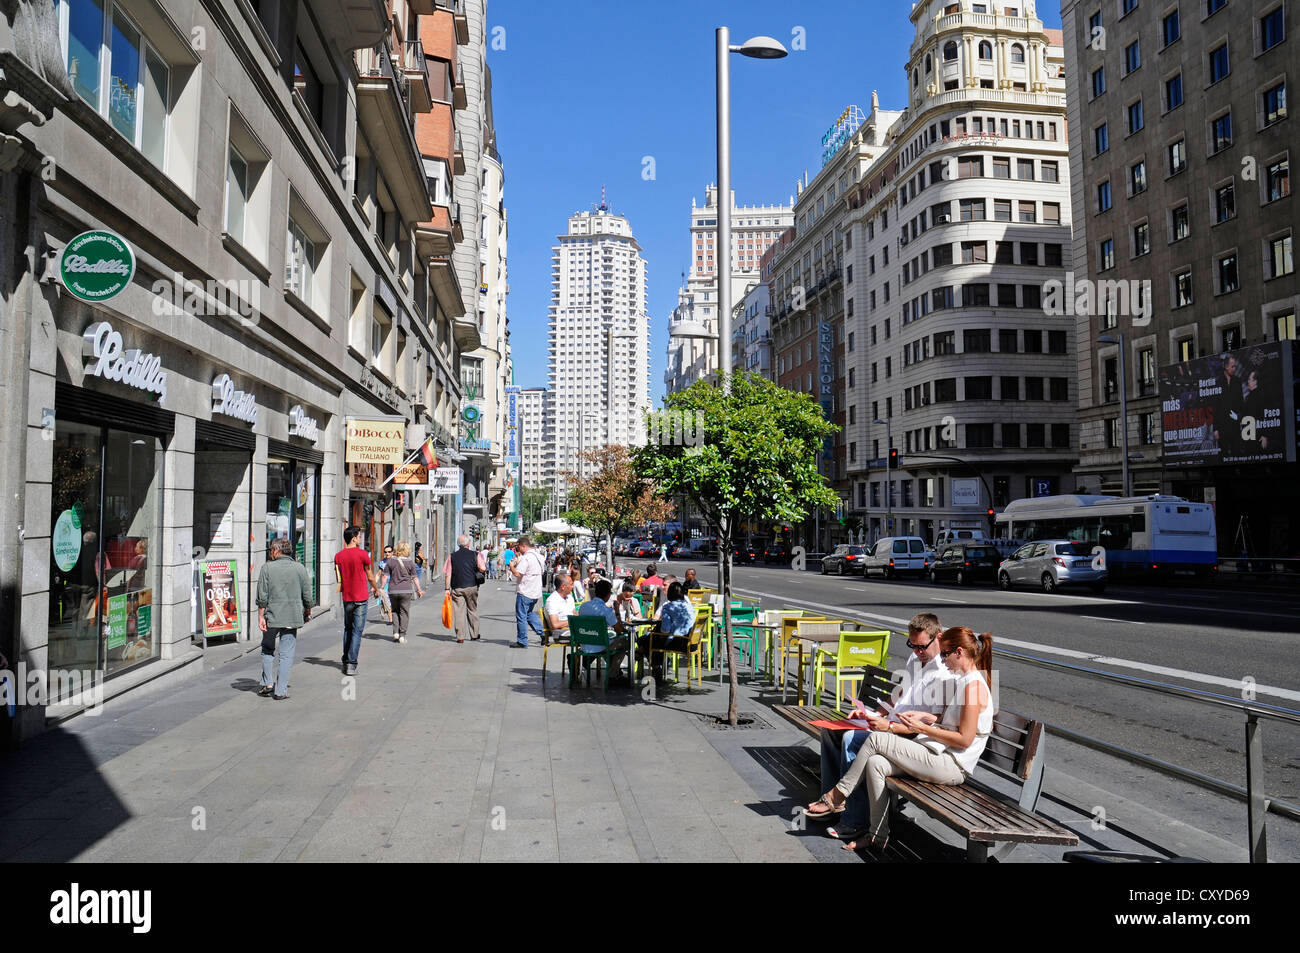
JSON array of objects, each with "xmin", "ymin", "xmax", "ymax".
[
  {"xmin": 889, "ymin": 651, "xmax": 958, "ymax": 720},
  {"xmin": 921, "ymin": 670, "xmax": 994, "ymax": 776},
  {"xmin": 544, "ymin": 590, "xmax": 576, "ymax": 627},
  {"xmin": 514, "ymin": 549, "xmax": 546, "ymax": 599}
]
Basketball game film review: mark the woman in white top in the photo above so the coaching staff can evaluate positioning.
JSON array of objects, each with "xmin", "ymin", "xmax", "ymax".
[{"xmin": 808, "ymin": 626, "xmax": 995, "ymax": 851}]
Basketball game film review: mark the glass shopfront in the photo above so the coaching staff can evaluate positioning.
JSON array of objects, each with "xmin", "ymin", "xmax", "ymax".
[
  {"xmin": 266, "ymin": 453, "xmax": 320, "ymax": 602},
  {"xmin": 48, "ymin": 414, "xmax": 165, "ymax": 683},
  {"xmin": 192, "ymin": 421, "xmax": 254, "ymax": 639}
]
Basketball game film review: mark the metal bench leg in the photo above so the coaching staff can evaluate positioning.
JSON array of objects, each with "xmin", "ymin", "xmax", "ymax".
[{"xmin": 966, "ymin": 840, "xmax": 990, "ymax": 863}]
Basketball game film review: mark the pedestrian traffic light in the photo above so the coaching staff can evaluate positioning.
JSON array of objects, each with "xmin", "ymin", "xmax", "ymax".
[
  {"xmin": 987, "ymin": 508, "xmax": 995, "ymax": 518},
  {"xmin": 888, "ymin": 448, "xmax": 899, "ymax": 468}
]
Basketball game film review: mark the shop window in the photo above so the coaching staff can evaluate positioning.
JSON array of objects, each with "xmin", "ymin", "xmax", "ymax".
[{"xmin": 48, "ymin": 418, "xmax": 164, "ymax": 685}]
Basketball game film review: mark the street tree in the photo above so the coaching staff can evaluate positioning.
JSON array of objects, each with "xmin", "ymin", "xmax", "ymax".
[
  {"xmin": 520, "ymin": 485, "xmax": 551, "ymax": 529},
  {"xmin": 635, "ymin": 372, "xmax": 838, "ymax": 725},
  {"xmin": 565, "ymin": 444, "xmax": 674, "ymax": 575}
]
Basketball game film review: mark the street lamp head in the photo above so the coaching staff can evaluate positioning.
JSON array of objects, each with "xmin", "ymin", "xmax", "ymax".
[
  {"xmin": 733, "ymin": 35, "xmax": 788, "ymax": 58},
  {"xmin": 873, "ymin": 418, "xmax": 887, "ymax": 426},
  {"xmin": 1097, "ymin": 333, "xmax": 1121, "ymax": 345}
]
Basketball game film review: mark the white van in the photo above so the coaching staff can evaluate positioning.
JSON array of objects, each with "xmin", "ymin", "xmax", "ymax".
[
  {"xmin": 863, "ymin": 536, "xmax": 932, "ymax": 579},
  {"xmin": 934, "ymin": 528, "xmax": 988, "ymax": 549}
]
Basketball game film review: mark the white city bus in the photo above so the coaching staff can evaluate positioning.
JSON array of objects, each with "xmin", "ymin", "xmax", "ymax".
[{"xmin": 994, "ymin": 495, "xmax": 1217, "ymax": 576}]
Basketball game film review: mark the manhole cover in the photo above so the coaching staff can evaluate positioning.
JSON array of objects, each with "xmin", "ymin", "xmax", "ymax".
[{"xmin": 696, "ymin": 711, "xmax": 774, "ymax": 730}]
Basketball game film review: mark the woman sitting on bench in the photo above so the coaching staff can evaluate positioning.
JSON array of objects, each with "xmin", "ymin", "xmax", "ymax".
[{"xmin": 807, "ymin": 626, "xmax": 995, "ymax": 851}]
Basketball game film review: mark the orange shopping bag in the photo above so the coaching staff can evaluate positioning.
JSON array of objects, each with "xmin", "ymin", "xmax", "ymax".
[{"xmin": 441, "ymin": 591, "xmax": 454, "ymax": 630}]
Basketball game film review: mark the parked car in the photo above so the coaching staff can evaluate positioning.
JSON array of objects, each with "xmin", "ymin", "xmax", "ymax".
[
  {"xmin": 821, "ymin": 544, "xmax": 867, "ymax": 575},
  {"xmin": 998, "ymin": 540, "xmax": 1108, "ymax": 593},
  {"xmin": 928, "ymin": 542, "xmax": 1001, "ymax": 585},
  {"xmin": 862, "ymin": 537, "xmax": 932, "ymax": 579},
  {"xmin": 633, "ymin": 541, "xmax": 657, "ymax": 558},
  {"xmin": 669, "ymin": 542, "xmax": 690, "ymax": 558}
]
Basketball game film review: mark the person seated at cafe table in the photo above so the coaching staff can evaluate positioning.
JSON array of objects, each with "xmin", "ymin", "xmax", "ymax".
[
  {"xmin": 636, "ymin": 581, "xmax": 697, "ymax": 681},
  {"xmin": 544, "ymin": 572, "xmax": 577, "ymax": 639},
  {"xmin": 642, "ymin": 564, "xmax": 666, "ymax": 589},
  {"xmin": 614, "ymin": 580, "xmax": 641, "ymax": 624},
  {"xmin": 682, "ymin": 568, "xmax": 701, "ymax": 592},
  {"xmin": 576, "ymin": 577, "xmax": 631, "ymax": 684}
]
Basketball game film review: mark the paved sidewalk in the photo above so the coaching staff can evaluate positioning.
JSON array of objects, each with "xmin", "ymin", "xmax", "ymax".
[{"xmin": 0, "ymin": 581, "xmax": 819, "ymax": 863}]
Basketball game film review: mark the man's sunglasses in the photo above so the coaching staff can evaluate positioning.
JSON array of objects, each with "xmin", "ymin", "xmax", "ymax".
[{"xmin": 906, "ymin": 637, "xmax": 935, "ymax": 651}]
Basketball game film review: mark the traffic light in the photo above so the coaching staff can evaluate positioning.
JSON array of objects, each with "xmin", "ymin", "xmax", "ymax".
[
  {"xmin": 987, "ymin": 508, "xmax": 995, "ymax": 518},
  {"xmin": 888, "ymin": 448, "xmax": 899, "ymax": 468}
]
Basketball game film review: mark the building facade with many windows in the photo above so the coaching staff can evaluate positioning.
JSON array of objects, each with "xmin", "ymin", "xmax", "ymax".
[
  {"xmin": 843, "ymin": 0, "xmax": 1080, "ymax": 543},
  {"xmin": 1063, "ymin": 0, "xmax": 1298, "ymax": 554},
  {"xmin": 547, "ymin": 204, "xmax": 650, "ymax": 504},
  {"xmin": 0, "ymin": 0, "xmax": 482, "ymax": 739}
]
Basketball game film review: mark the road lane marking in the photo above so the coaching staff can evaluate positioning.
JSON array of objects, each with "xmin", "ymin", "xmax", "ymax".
[
  {"xmin": 931, "ymin": 597, "xmax": 968, "ymax": 604},
  {"xmin": 1079, "ymin": 615, "xmax": 1146, "ymax": 625},
  {"xmin": 726, "ymin": 585, "xmax": 1300, "ymax": 703}
]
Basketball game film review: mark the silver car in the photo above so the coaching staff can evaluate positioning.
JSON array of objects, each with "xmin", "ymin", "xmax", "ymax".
[{"xmin": 998, "ymin": 540, "xmax": 1108, "ymax": 593}]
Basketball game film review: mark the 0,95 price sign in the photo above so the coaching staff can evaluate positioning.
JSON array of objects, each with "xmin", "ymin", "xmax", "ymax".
[{"xmin": 200, "ymin": 560, "xmax": 242, "ymax": 637}]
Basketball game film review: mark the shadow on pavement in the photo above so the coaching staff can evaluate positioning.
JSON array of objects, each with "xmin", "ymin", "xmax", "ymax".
[{"xmin": 0, "ymin": 729, "xmax": 132, "ymax": 861}]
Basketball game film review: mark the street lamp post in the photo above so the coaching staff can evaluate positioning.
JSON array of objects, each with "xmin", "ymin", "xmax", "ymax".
[
  {"xmin": 716, "ymin": 28, "xmax": 787, "ymax": 389},
  {"xmin": 875, "ymin": 417, "xmax": 892, "ymax": 534},
  {"xmin": 1098, "ymin": 333, "xmax": 1130, "ymax": 497}
]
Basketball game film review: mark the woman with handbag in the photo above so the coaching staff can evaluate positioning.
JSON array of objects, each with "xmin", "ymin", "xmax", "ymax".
[
  {"xmin": 385, "ymin": 542, "xmax": 424, "ymax": 644},
  {"xmin": 443, "ymin": 535, "xmax": 487, "ymax": 643}
]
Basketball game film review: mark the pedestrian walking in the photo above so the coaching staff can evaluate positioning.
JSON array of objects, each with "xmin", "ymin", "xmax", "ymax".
[
  {"xmin": 386, "ymin": 541, "xmax": 424, "ymax": 643},
  {"xmin": 508, "ymin": 536, "xmax": 546, "ymax": 648},
  {"xmin": 375, "ymin": 545, "xmax": 394, "ymax": 623},
  {"xmin": 413, "ymin": 542, "xmax": 426, "ymax": 586},
  {"xmin": 443, "ymin": 534, "xmax": 487, "ymax": 643},
  {"xmin": 256, "ymin": 538, "xmax": 314, "ymax": 699},
  {"xmin": 334, "ymin": 526, "xmax": 381, "ymax": 676}
]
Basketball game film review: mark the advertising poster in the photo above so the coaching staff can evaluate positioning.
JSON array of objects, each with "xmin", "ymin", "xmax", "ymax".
[
  {"xmin": 1159, "ymin": 343, "xmax": 1294, "ymax": 467},
  {"xmin": 428, "ymin": 467, "xmax": 462, "ymax": 495},
  {"xmin": 106, "ymin": 589, "xmax": 154, "ymax": 660},
  {"xmin": 200, "ymin": 560, "xmax": 241, "ymax": 637}
]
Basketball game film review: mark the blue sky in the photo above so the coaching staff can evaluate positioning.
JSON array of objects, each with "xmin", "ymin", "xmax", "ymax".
[{"xmin": 490, "ymin": 0, "xmax": 1063, "ymax": 399}]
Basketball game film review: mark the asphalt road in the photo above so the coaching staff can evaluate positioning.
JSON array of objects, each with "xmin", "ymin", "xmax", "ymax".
[{"xmin": 662, "ymin": 557, "xmax": 1300, "ymax": 855}]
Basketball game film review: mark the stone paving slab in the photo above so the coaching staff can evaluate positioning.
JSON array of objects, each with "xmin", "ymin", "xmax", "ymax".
[{"xmin": 0, "ymin": 581, "xmax": 818, "ymax": 863}]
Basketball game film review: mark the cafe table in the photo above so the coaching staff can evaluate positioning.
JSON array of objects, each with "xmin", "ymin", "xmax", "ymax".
[
  {"xmin": 621, "ymin": 617, "xmax": 660, "ymax": 681},
  {"xmin": 788, "ymin": 629, "xmax": 845, "ymax": 706}
]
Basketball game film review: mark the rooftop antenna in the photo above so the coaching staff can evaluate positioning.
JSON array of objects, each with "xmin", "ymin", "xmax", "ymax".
[{"xmin": 600, "ymin": 184, "xmax": 607, "ymax": 212}]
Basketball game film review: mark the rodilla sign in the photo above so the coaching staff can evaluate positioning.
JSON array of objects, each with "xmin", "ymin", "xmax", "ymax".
[
  {"xmin": 60, "ymin": 230, "xmax": 135, "ymax": 303},
  {"xmin": 345, "ymin": 418, "xmax": 406, "ymax": 465}
]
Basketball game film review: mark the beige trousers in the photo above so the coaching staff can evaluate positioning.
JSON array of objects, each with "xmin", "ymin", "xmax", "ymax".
[
  {"xmin": 835, "ymin": 731, "xmax": 965, "ymax": 840},
  {"xmin": 450, "ymin": 587, "xmax": 479, "ymax": 640}
]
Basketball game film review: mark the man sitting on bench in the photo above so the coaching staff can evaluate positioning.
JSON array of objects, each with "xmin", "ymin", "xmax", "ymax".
[
  {"xmin": 815, "ymin": 626, "xmax": 995, "ymax": 851},
  {"xmin": 809, "ymin": 611, "xmax": 954, "ymax": 841}
]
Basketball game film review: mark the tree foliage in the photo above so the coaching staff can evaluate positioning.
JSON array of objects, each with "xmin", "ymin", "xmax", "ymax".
[
  {"xmin": 635, "ymin": 372, "xmax": 838, "ymax": 722},
  {"xmin": 565, "ymin": 445, "xmax": 673, "ymax": 571},
  {"xmin": 519, "ymin": 485, "xmax": 551, "ymax": 529}
]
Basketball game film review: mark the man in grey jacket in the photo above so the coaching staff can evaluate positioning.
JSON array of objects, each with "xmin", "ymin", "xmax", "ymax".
[{"xmin": 256, "ymin": 538, "xmax": 315, "ymax": 700}]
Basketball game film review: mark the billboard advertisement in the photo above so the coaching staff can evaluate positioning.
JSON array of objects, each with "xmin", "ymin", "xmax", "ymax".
[{"xmin": 1159, "ymin": 342, "xmax": 1296, "ymax": 467}]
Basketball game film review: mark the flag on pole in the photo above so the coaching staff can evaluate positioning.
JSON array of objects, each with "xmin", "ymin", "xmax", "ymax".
[{"xmin": 418, "ymin": 436, "xmax": 437, "ymax": 469}]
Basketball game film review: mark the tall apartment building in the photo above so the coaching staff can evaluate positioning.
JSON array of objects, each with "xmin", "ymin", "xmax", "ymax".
[
  {"xmin": 1062, "ymin": 0, "xmax": 1297, "ymax": 553},
  {"xmin": 841, "ymin": 0, "xmax": 1078, "ymax": 543},
  {"xmin": 518, "ymin": 387, "xmax": 552, "ymax": 491},
  {"xmin": 733, "ymin": 281, "xmax": 771, "ymax": 376},
  {"xmin": 1, "ymin": 0, "xmax": 479, "ymax": 739},
  {"xmin": 547, "ymin": 204, "xmax": 651, "ymax": 502},
  {"xmin": 459, "ymin": 62, "xmax": 511, "ymax": 545},
  {"xmin": 664, "ymin": 186, "xmax": 793, "ymax": 393},
  {"xmin": 768, "ymin": 103, "xmax": 899, "ymax": 550}
]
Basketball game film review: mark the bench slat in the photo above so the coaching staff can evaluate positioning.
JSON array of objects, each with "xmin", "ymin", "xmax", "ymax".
[{"xmin": 888, "ymin": 777, "xmax": 1077, "ymax": 844}]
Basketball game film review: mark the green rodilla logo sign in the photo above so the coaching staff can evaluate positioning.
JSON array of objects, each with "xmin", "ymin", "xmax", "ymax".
[{"xmin": 59, "ymin": 230, "xmax": 135, "ymax": 303}]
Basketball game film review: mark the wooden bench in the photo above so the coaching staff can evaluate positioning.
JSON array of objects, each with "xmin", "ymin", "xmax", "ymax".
[{"xmin": 773, "ymin": 669, "xmax": 1079, "ymax": 862}]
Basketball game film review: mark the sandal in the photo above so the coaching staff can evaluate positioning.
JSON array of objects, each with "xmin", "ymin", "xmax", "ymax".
[
  {"xmin": 842, "ymin": 835, "xmax": 888, "ymax": 852},
  {"xmin": 827, "ymin": 825, "xmax": 868, "ymax": 841},
  {"xmin": 805, "ymin": 792, "xmax": 846, "ymax": 818}
]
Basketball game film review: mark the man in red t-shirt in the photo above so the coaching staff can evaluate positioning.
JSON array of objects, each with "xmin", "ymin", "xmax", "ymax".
[{"xmin": 334, "ymin": 526, "xmax": 380, "ymax": 676}]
